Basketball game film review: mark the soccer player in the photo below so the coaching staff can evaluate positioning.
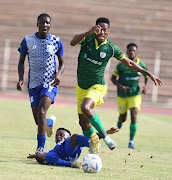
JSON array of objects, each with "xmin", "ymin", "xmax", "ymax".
[
  {"xmin": 27, "ymin": 127, "xmax": 119, "ymax": 168},
  {"xmin": 70, "ymin": 17, "xmax": 163, "ymax": 151},
  {"xmin": 17, "ymin": 13, "xmax": 65, "ymax": 152},
  {"xmin": 111, "ymin": 43, "xmax": 149, "ymax": 149}
]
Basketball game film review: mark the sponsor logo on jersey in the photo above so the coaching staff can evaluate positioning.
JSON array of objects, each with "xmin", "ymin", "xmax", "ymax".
[
  {"xmin": 100, "ymin": 52, "xmax": 106, "ymax": 58},
  {"xmin": 126, "ymin": 76, "xmax": 139, "ymax": 81},
  {"xmin": 84, "ymin": 53, "xmax": 103, "ymax": 65}
]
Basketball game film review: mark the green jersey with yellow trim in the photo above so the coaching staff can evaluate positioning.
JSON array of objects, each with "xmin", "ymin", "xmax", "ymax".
[
  {"xmin": 113, "ymin": 58, "xmax": 148, "ymax": 98},
  {"xmin": 77, "ymin": 33, "xmax": 125, "ymax": 89}
]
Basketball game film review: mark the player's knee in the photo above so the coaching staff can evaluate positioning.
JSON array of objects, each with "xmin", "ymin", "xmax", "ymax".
[{"xmin": 81, "ymin": 103, "xmax": 90, "ymax": 115}]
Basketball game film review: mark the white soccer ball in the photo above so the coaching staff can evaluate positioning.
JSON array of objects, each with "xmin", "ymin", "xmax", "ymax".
[{"xmin": 82, "ymin": 154, "xmax": 102, "ymax": 173}]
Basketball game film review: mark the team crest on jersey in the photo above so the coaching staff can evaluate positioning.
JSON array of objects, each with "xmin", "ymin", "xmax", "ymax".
[
  {"xmin": 32, "ymin": 45, "xmax": 37, "ymax": 49},
  {"xmin": 47, "ymin": 45, "xmax": 53, "ymax": 53},
  {"xmin": 100, "ymin": 52, "xmax": 106, "ymax": 58}
]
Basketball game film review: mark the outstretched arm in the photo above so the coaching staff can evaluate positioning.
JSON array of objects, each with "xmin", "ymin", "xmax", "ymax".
[
  {"xmin": 70, "ymin": 25, "xmax": 102, "ymax": 46},
  {"xmin": 27, "ymin": 151, "xmax": 81, "ymax": 168},
  {"xmin": 121, "ymin": 56, "xmax": 163, "ymax": 86}
]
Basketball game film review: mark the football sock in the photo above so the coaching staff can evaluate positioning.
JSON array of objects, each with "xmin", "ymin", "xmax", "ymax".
[
  {"xmin": 83, "ymin": 126, "xmax": 94, "ymax": 138},
  {"xmin": 117, "ymin": 116, "xmax": 123, "ymax": 129},
  {"xmin": 46, "ymin": 118, "xmax": 53, "ymax": 126},
  {"xmin": 89, "ymin": 113, "xmax": 107, "ymax": 139},
  {"xmin": 37, "ymin": 134, "xmax": 46, "ymax": 149},
  {"xmin": 45, "ymin": 154, "xmax": 71, "ymax": 167},
  {"xmin": 77, "ymin": 135, "xmax": 90, "ymax": 147},
  {"xmin": 130, "ymin": 123, "xmax": 138, "ymax": 141}
]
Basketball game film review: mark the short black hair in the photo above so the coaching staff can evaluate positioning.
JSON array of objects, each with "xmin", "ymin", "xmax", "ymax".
[
  {"xmin": 37, "ymin": 13, "xmax": 51, "ymax": 22},
  {"xmin": 56, "ymin": 128, "xmax": 71, "ymax": 136},
  {"xmin": 127, "ymin": 43, "xmax": 138, "ymax": 49},
  {"xmin": 96, "ymin": 17, "xmax": 110, "ymax": 27}
]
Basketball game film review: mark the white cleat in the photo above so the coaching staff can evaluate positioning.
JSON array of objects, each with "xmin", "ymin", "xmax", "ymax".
[
  {"xmin": 104, "ymin": 135, "xmax": 117, "ymax": 150},
  {"xmin": 47, "ymin": 115, "xmax": 56, "ymax": 137}
]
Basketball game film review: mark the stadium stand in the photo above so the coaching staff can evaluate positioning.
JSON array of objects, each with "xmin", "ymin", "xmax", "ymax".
[{"xmin": 0, "ymin": 0, "xmax": 172, "ymax": 104}]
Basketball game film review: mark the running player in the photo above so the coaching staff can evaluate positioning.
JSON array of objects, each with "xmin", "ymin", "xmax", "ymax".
[
  {"xmin": 27, "ymin": 127, "xmax": 119, "ymax": 167},
  {"xmin": 70, "ymin": 17, "xmax": 163, "ymax": 151},
  {"xmin": 111, "ymin": 43, "xmax": 148, "ymax": 149},
  {"xmin": 17, "ymin": 13, "xmax": 65, "ymax": 152}
]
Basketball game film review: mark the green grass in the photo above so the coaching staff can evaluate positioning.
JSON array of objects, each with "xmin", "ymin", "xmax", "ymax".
[{"xmin": 0, "ymin": 98, "xmax": 172, "ymax": 180}]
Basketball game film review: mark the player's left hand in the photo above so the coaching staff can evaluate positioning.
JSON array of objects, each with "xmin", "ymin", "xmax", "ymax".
[
  {"xmin": 71, "ymin": 161, "xmax": 82, "ymax": 169},
  {"xmin": 149, "ymin": 74, "xmax": 163, "ymax": 86},
  {"xmin": 51, "ymin": 74, "xmax": 61, "ymax": 86}
]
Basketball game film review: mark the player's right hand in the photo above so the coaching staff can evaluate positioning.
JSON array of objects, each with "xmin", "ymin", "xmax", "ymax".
[
  {"xmin": 17, "ymin": 80, "xmax": 24, "ymax": 91},
  {"xmin": 89, "ymin": 25, "xmax": 101, "ymax": 35}
]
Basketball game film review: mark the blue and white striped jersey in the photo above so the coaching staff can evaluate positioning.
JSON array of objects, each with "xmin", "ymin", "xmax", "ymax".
[{"xmin": 18, "ymin": 33, "xmax": 63, "ymax": 89}]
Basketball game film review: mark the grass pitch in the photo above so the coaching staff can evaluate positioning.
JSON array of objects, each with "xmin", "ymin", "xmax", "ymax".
[{"xmin": 0, "ymin": 97, "xmax": 172, "ymax": 180}]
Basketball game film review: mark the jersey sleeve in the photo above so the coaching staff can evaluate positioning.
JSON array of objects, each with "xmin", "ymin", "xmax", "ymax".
[
  {"xmin": 80, "ymin": 34, "xmax": 95, "ymax": 46},
  {"xmin": 113, "ymin": 66, "xmax": 119, "ymax": 77},
  {"xmin": 113, "ymin": 63, "xmax": 123, "ymax": 76},
  {"xmin": 18, "ymin": 38, "xmax": 28, "ymax": 56},
  {"xmin": 56, "ymin": 38, "xmax": 64, "ymax": 57},
  {"xmin": 113, "ymin": 45, "xmax": 125, "ymax": 60}
]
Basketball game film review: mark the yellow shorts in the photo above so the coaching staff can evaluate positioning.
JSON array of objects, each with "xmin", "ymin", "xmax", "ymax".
[
  {"xmin": 75, "ymin": 84, "xmax": 107, "ymax": 114},
  {"xmin": 117, "ymin": 95, "xmax": 142, "ymax": 114}
]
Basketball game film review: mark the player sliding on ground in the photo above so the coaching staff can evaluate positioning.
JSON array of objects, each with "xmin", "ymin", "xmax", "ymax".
[
  {"xmin": 70, "ymin": 17, "xmax": 163, "ymax": 151},
  {"xmin": 27, "ymin": 127, "xmax": 119, "ymax": 168}
]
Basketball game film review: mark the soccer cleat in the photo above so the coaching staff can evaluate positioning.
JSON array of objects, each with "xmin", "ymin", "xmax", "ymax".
[
  {"xmin": 71, "ymin": 161, "xmax": 82, "ymax": 169},
  {"xmin": 36, "ymin": 147, "xmax": 44, "ymax": 152},
  {"xmin": 128, "ymin": 141, "xmax": 136, "ymax": 149},
  {"xmin": 104, "ymin": 135, "xmax": 117, "ymax": 150},
  {"xmin": 89, "ymin": 133, "xmax": 100, "ymax": 154},
  {"xmin": 47, "ymin": 115, "xmax": 56, "ymax": 137},
  {"xmin": 117, "ymin": 117, "xmax": 123, "ymax": 129}
]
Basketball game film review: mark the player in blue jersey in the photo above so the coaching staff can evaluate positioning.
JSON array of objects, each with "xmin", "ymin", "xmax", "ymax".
[
  {"xmin": 17, "ymin": 13, "xmax": 65, "ymax": 152},
  {"xmin": 27, "ymin": 127, "xmax": 118, "ymax": 168}
]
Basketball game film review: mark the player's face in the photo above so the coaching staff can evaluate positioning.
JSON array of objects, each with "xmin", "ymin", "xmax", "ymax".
[
  {"xmin": 37, "ymin": 17, "xmax": 51, "ymax": 37},
  {"xmin": 55, "ymin": 130, "xmax": 70, "ymax": 144},
  {"xmin": 127, "ymin": 46, "xmax": 138, "ymax": 60},
  {"xmin": 95, "ymin": 23, "xmax": 110, "ymax": 44}
]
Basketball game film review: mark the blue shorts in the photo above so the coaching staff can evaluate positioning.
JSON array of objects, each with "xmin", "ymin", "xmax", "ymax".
[
  {"xmin": 28, "ymin": 84, "xmax": 58, "ymax": 107},
  {"xmin": 47, "ymin": 137, "xmax": 82, "ymax": 162}
]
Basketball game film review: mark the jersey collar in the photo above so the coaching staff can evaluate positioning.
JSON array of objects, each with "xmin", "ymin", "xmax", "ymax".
[
  {"xmin": 35, "ymin": 33, "xmax": 51, "ymax": 39},
  {"xmin": 95, "ymin": 38, "xmax": 107, "ymax": 49}
]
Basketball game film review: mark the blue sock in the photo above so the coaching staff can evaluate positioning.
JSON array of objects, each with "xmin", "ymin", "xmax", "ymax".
[
  {"xmin": 46, "ymin": 118, "xmax": 53, "ymax": 126},
  {"xmin": 45, "ymin": 154, "xmax": 72, "ymax": 167},
  {"xmin": 37, "ymin": 134, "xmax": 46, "ymax": 150},
  {"xmin": 77, "ymin": 135, "xmax": 90, "ymax": 147}
]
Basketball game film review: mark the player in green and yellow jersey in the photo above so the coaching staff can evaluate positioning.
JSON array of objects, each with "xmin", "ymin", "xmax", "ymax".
[
  {"xmin": 111, "ymin": 43, "xmax": 148, "ymax": 149},
  {"xmin": 70, "ymin": 17, "xmax": 163, "ymax": 151}
]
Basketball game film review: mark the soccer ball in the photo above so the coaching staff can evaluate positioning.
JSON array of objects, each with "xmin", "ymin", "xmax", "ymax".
[{"xmin": 82, "ymin": 154, "xmax": 102, "ymax": 173}]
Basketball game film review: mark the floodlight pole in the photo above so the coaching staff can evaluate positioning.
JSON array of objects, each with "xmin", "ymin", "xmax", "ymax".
[{"xmin": 151, "ymin": 51, "xmax": 161, "ymax": 103}]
